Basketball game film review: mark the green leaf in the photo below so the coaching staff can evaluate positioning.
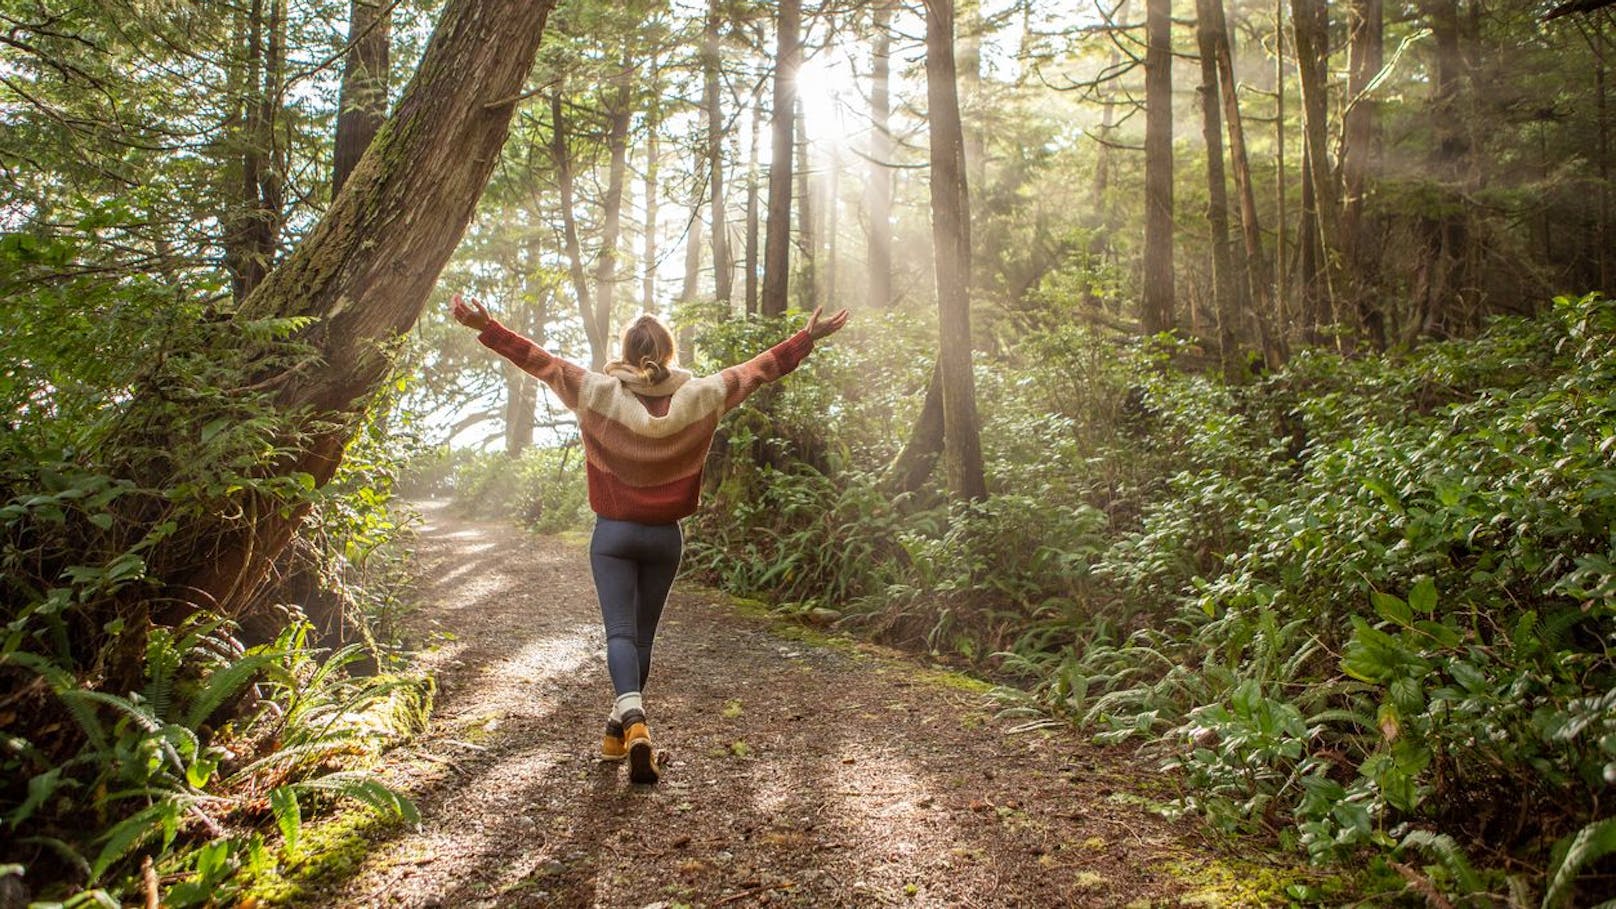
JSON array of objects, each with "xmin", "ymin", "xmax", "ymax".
[
  {"xmin": 1400, "ymin": 830, "xmax": 1481, "ymax": 895},
  {"xmin": 1544, "ymin": 818, "xmax": 1616, "ymax": 908},
  {"xmin": 89, "ymin": 802, "xmax": 175, "ymax": 883},
  {"xmin": 270, "ymin": 787, "xmax": 301, "ymax": 857},
  {"xmin": 1408, "ymin": 577, "xmax": 1437, "ymax": 614},
  {"xmin": 1371, "ymin": 591, "xmax": 1413, "ymax": 627},
  {"xmin": 291, "ymin": 773, "xmax": 418, "ymax": 825}
]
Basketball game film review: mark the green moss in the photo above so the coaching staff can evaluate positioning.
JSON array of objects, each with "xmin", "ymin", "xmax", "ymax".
[
  {"xmin": 913, "ymin": 666, "xmax": 994, "ymax": 694},
  {"xmin": 1164, "ymin": 857, "xmax": 1346, "ymax": 907},
  {"xmin": 239, "ymin": 808, "xmax": 407, "ymax": 905}
]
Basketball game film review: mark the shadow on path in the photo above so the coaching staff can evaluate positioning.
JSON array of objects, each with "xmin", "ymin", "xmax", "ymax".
[{"xmin": 286, "ymin": 503, "xmax": 1273, "ymax": 908}]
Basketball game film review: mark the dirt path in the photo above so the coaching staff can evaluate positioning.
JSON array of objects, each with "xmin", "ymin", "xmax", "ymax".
[{"xmin": 287, "ymin": 503, "xmax": 1302, "ymax": 907}]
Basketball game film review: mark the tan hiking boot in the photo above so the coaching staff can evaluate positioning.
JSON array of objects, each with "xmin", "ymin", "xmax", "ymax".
[
  {"xmin": 621, "ymin": 712, "xmax": 659, "ymax": 784},
  {"xmin": 601, "ymin": 719, "xmax": 627, "ymax": 762}
]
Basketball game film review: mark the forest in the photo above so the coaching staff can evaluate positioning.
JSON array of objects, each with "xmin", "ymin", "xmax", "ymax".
[{"xmin": 1, "ymin": 0, "xmax": 1613, "ymax": 904}]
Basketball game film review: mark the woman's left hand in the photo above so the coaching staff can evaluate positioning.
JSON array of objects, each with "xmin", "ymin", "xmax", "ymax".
[{"xmin": 807, "ymin": 306, "xmax": 849, "ymax": 341}]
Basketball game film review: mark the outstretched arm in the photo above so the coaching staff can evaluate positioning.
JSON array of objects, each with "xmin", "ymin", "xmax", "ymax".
[
  {"xmin": 452, "ymin": 293, "xmax": 585, "ymax": 410},
  {"xmin": 721, "ymin": 306, "xmax": 849, "ymax": 411}
]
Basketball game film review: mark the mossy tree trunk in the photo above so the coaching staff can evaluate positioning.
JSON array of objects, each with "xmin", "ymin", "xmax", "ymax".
[{"xmin": 178, "ymin": 0, "xmax": 558, "ymax": 618}]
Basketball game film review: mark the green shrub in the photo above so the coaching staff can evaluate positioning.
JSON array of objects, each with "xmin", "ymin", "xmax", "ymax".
[{"xmin": 689, "ymin": 289, "xmax": 1616, "ymax": 901}]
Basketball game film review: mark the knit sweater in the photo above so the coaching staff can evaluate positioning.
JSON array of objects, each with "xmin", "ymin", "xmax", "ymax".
[{"xmin": 478, "ymin": 320, "xmax": 816, "ymax": 524}]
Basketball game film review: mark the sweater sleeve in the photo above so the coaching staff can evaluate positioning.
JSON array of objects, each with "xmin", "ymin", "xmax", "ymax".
[
  {"xmin": 720, "ymin": 328, "xmax": 815, "ymax": 412},
  {"xmin": 477, "ymin": 319, "xmax": 585, "ymax": 411}
]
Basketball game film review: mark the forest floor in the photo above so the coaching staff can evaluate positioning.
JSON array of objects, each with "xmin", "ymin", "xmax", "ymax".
[{"xmin": 268, "ymin": 502, "xmax": 1330, "ymax": 908}]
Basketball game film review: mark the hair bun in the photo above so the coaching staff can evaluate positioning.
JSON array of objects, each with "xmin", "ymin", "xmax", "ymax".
[{"xmin": 639, "ymin": 356, "xmax": 670, "ymax": 385}]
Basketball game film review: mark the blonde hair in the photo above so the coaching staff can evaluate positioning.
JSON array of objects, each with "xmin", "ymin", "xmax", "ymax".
[{"xmin": 611, "ymin": 313, "xmax": 677, "ymax": 384}]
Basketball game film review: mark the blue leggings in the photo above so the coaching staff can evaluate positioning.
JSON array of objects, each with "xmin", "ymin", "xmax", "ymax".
[{"xmin": 589, "ymin": 517, "xmax": 683, "ymax": 696}]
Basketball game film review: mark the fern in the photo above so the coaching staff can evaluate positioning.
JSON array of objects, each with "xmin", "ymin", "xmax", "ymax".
[
  {"xmin": 1399, "ymin": 830, "xmax": 1483, "ymax": 896},
  {"xmin": 1543, "ymin": 817, "xmax": 1616, "ymax": 909},
  {"xmin": 183, "ymin": 651, "xmax": 280, "ymax": 729},
  {"xmin": 289, "ymin": 772, "xmax": 418, "ymax": 825}
]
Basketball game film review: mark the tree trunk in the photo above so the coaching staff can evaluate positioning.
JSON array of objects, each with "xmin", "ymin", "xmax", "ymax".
[
  {"xmin": 795, "ymin": 98, "xmax": 817, "ymax": 310},
  {"xmin": 1273, "ymin": 0, "xmax": 1288, "ymax": 335},
  {"xmin": 925, "ymin": 0, "xmax": 987, "ymax": 502},
  {"xmin": 333, "ymin": 0, "xmax": 391, "ymax": 194},
  {"xmin": 745, "ymin": 92, "xmax": 762, "ymax": 315},
  {"xmin": 643, "ymin": 124, "xmax": 660, "ymax": 313},
  {"xmin": 826, "ymin": 142, "xmax": 840, "ymax": 307},
  {"xmin": 1342, "ymin": 0, "xmax": 1385, "ymax": 349},
  {"xmin": 226, "ymin": 0, "xmax": 287, "ymax": 301},
  {"xmin": 1599, "ymin": 22, "xmax": 1611, "ymax": 292},
  {"xmin": 761, "ymin": 0, "xmax": 800, "ymax": 317},
  {"xmin": 1413, "ymin": 0, "xmax": 1468, "ymax": 341},
  {"xmin": 678, "ymin": 213, "xmax": 703, "ymax": 362},
  {"xmin": 867, "ymin": 0, "xmax": 894, "ymax": 309},
  {"xmin": 180, "ymin": 0, "xmax": 559, "ymax": 616},
  {"xmin": 1207, "ymin": 0, "xmax": 1281, "ymax": 367},
  {"xmin": 593, "ymin": 67, "xmax": 633, "ymax": 368},
  {"xmin": 704, "ymin": 2, "xmax": 734, "ymax": 306},
  {"xmin": 1196, "ymin": 0, "xmax": 1240, "ymax": 381},
  {"xmin": 550, "ymin": 89, "xmax": 601, "ymax": 367},
  {"xmin": 957, "ymin": 0, "xmax": 986, "ymax": 194},
  {"xmin": 504, "ymin": 248, "xmax": 544, "ymax": 457},
  {"xmin": 1291, "ymin": 0, "xmax": 1343, "ymax": 325},
  {"xmin": 1142, "ymin": 0, "xmax": 1175, "ymax": 334},
  {"xmin": 1296, "ymin": 145, "xmax": 1328, "ymax": 339},
  {"xmin": 883, "ymin": 361, "xmax": 944, "ymax": 496}
]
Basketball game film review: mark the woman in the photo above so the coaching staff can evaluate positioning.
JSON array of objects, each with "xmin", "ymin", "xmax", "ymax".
[{"xmin": 451, "ymin": 294, "xmax": 849, "ymax": 784}]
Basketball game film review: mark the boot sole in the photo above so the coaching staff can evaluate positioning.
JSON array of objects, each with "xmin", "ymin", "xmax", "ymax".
[{"xmin": 627, "ymin": 738, "xmax": 658, "ymax": 784}]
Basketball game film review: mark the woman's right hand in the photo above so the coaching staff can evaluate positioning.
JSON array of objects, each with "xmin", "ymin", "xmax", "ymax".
[
  {"xmin": 807, "ymin": 306, "xmax": 849, "ymax": 341},
  {"xmin": 451, "ymin": 293, "xmax": 490, "ymax": 331}
]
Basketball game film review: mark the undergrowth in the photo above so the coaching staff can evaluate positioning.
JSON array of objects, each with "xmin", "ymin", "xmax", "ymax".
[
  {"xmin": 679, "ymin": 294, "xmax": 1616, "ymax": 904},
  {"xmin": 1, "ymin": 232, "xmax": 429, "ymax": 904}
]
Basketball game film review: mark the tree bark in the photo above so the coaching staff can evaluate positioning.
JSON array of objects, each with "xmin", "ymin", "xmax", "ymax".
[
  {"xmin": 957, "ymin": 0, "xmax": 986, "ymax": 194},
  {"xmin": 1273, "ymin": 0, "xmax": 1288, "ymax": 334},
  {"xmin": 795, "ymin": 98, "xmax": 817, "ymax": 310},
  {"xmin": 867, "ymin": 0, "xmax": 894, "ymax": 309},
  {"xmin": 1196, "ymin": 0, "xmax": 1240, "ymax": 381},
  {"xmin": 1142, "ymin": 0, "xmax": 1174, "ymax": 335},
  {"xmin": 884, "ymin": 361, "xmax": 944, "ymax": 496},
  {"xmin": 333, "ymin": 0, "xmax": 391, "ymax": 194},
  {"xmin": 180, "ymin": 0, "xmax": 559, "ymax": 616},
  {"xmin": 1343, "ymin": 0, "xmax": 1385, "ymax": 349},
  {"xmin": 642, "ymin": 53, "xmax": 661, "ymax": 314},
  {"xmin": 745, "ymin": 92, "xmax": 762, "ymax": 315},
  {"xmin": 924, "ymin": 0, "xmax": 987, "ymax": 501},
  {"xmin": 1291, "ymin": 0, "xmax": 1343, "ymax": 326},
  {"xmin": 643, "ymin": 124, "xmax": 660, "ymax": 312},
  {"xmin": 1296, "ymin": 144, "xmax": 1328, "ymax": 338},
  {"xmin": 1207, "ymin": 0, "xmax": 1281, "ymax": 367},
  {"xmin": 226, "ymin": 0, "xmax": 287, "ymax": 301},
  {"xmin": 592, "ymin": 65, "xmax": 633, "ymax": 367},
  {"xmin": 826, "ymin": 142, "xmax": 840, "ymax": 307},
  {"xmin": 1413, "ymin": 0, "xmax": 1469, "ymax": 341},
  {"xmin": 678, "ymin": 212, "xmax": 703, "ymax": 363},
  {"xmin": 550, "ymin": 89, "xmax": 602, "ymax": 367},
  {"xmin": 704, "ymin": 2, "xmax": 734, "ymax": 306},
  {"xmin": 761, "ymin": 0, "xmax": 800, "ymax": 317},
  {"xmin": 504, "ymin": 249, "xmax": 544, "ymax": 457}
]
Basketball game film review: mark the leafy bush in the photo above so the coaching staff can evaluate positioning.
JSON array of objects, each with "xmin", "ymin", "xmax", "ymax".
[
  {"xmin": 1, "ymin": 233, "xmax": 429, "ymax": 903},
  {"xmin": 441, "ymin": 443, "xmax": 591, "ymax": 534}
]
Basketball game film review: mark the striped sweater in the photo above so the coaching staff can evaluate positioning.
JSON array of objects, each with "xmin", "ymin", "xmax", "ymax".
[{"xmin": 478, "ymin": 320, "xmax": 816, "ymax": 524}]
